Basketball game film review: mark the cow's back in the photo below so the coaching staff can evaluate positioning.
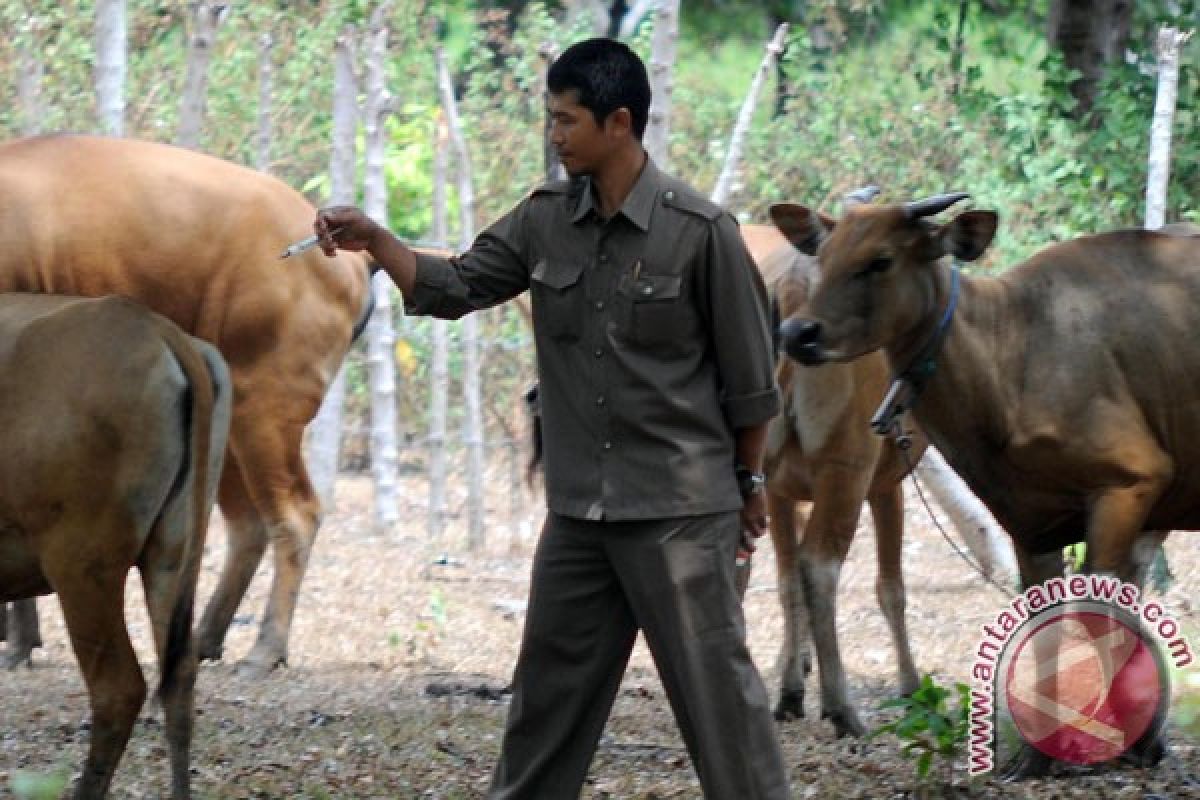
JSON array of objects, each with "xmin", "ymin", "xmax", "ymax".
[{"xmin": 0, "ymin": 135, "xmax": 369, "ymax": 385}]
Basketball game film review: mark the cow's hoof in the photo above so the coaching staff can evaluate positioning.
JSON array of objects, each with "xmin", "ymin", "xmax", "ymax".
[
  {"xmin": 773, "ymin": 690, "xmax": 805, "ymax": 721},
  {"xmin": 822, "ymin": 707, "xmax": 866, "ymax": 738},
  {"xmin": 196, "ymin": 640, "xmax": 224, "ymax": 662},
  {"xmin": 236, "ymin": 645, "xmax": 287, "ymax": 678},
  {"xmin": 1000, "ymin": 745, "xmax": 1053, "ymax": 781},
  {"xmin": 1122, "ymin": 731, "xmax": 1167, "ymax": 767},
  {"xmin": 2, "ymin": 647, "xmax": 34, "ymax": 670}
]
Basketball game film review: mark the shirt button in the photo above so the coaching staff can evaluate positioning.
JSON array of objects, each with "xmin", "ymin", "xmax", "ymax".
[
  {"xmin": 602, "ymin": 441, "xmax": 612, "ymax": 451},
  {"xmin": 594, "ymin": 300, "xmax": 605, "ymax": 311},
  {"xmin": 598, "ymin": 253, "xmax": 609, "ymax": 263},
  {"xmin": 641, "ymin": 285, "xmax": 653, "ymax": 296},
  {"xmin": 664, "ymin": 190, "xmax": 675, "ymax": 201},
  {"xmin": 593, "ymin": 348, "xmax": 604, "ymax": 358},
  {"xmin": 595, "ymin": 395, "xmax": 606, "ymax": 406}
]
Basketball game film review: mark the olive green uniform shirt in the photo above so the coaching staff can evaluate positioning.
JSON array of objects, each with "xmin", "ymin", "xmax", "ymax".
[{"xmin": 405, "ymin": 159, "xmax": 780, "ymax": 520}]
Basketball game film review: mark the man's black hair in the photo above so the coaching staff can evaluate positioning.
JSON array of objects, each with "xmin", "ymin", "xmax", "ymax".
[{"xmin": 547, "ymin": 38, "xmax": 651, "ymax": 140}]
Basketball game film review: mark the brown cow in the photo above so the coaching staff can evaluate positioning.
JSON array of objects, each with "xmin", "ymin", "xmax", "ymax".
[
  {"xmin": 770, "ymin": 193, "xmax": 1200, "ymax": 774},
  {"xmin": 744, "ymin": 224, "xmax": 923, "ymax": 737},
  {"xmin": 0, "ymin": 134, "xmax": 373, "ymax": 674},
  {"xmin": 0, "ymin": 293, "xmax": 231, "ymax": 799}
]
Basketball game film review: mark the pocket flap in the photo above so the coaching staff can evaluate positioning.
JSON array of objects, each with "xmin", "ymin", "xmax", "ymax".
[
  {"xmin": 532, "ymin": 259, "xmax": 585, "ymax": 291},
  {"xmin": 631, "ymin": 273, "xmax": 682, "ymax": 302}
]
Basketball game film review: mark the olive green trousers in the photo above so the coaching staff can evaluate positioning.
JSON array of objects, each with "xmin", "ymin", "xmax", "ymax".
[{"xmin": 488, "ymin": 511, "xmax": 790, "ymax": 800}]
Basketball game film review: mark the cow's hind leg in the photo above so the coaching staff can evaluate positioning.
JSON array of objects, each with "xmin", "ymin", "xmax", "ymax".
[
  {"xmin": 2, "ymin": 598, "xmax": 42, "ymax": 669},
  {"xmin": 205, "ymin": 415, "xmax": 320, "ymax": 675},
  {"xmin": 140, "ymin": 527, "xmax": 198, "ymax": 799},
  {"xmin": 868, "ymin": 485, "xmax": 918, "ymax": 696},
  {"xmin": 768, "ymin": 492, "xmax": 810, "ymax": 720},
  {"xmin": 44, "ymin": 560, "xmax": 144, "ymax": 799},
  {"xmin": 197, "ymin": 455, "xmax": 267, "ymax": 663}
]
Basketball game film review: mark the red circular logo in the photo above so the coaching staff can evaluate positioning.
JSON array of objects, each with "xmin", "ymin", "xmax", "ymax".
[{"xmin": 1001, "ymin": 606, "xmax": 1166, "ymax": 764}]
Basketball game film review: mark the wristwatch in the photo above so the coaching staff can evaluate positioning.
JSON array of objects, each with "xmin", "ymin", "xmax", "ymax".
[{"xmin": 735, "ymin": 465, "xmax": 766, "ymax": 497}]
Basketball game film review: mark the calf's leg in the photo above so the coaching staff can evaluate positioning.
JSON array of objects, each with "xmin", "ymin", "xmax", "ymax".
[
  {"xmin": 868, "ymin": 486, "xmax": 918, "ymax": 696},
  {"xmin": 2, "ymin": 598, "xmax": 42, "ymax": 669},
  {"xmin": 768, "ymin": 492, "xmax": 810, "ymax": 720}
]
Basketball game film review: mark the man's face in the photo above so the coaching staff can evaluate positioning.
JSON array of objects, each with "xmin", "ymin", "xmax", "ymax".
[{"xmin": 547, "ymin": 90, "xmax": 618, "ymax": 177}]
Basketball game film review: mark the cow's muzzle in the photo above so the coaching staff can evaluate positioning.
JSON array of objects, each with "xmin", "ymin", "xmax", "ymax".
[{"xmin": 778, "ymin": 318, "xmax": 827, "ymax": 366}]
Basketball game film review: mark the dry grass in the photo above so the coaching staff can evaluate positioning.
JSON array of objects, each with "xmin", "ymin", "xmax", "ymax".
[{"xmin": 3, "ymin": 474, "xmax": 1199, "ymax": 799}]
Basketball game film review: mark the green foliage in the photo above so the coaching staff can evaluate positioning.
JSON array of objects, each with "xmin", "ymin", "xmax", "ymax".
[
  {"xmin": 10, "ymin": 768, "xmax": 70, "ymax": 800},
  {"xmin": 869, "ymin": 674, "xmax": 970, "ymax": 788}
]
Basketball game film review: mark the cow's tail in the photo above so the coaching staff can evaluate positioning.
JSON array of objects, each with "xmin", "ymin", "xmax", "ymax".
[{"xmin": 153, "ymin": 322, "xmax": 232, "ymax": 698}]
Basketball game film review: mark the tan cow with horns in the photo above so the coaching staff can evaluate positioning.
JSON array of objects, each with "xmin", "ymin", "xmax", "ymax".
[
  {"xmin": 0, "ymin": 134, "xmax": 374, "ymax": 675},
  {"xmin": 770, "ymin": 192, "xmax": 1200, "ymax": 775}
]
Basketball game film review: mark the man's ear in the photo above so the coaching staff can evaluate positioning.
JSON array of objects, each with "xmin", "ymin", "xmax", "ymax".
[
  {"xmin": 769, "ymin": 204, "xmax": 835, "ymax": 256},
  {"xmin": 606, "ymin": 106, "xmax": 634, "ymax": 139}
]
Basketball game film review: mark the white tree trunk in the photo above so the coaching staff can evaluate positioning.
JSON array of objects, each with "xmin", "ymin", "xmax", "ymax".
[
  {"xmin": 437, "ymin": 47, "xmax": 486, "ymax": 551},
  {"xmin": 363, "ymin": 6, "xmax": 400, "ymax": 533},
  {"xmin": 93, "ymin": 0, "xmax": 125, "ymax": 136},
  {"xmin": 306, "ymin": 27, "xmax": 359, "ymax": 512},
  {"xmin": 17, "ymin": 18, "xmax": 44, "ymax": 136},
  {"xmin": 176, "ymin": 1, "xmax": 228, "ymax": 149},
  {"xmin": 255, "ymin": 32, "xmax": 273, "ymax": 173},
  {"xmin": 427, "ymin": 114, "xmax": 451, "ymax": 541},
  {"xmin": 643, "ymin": 0, "xmax": 679, "ymax": 168},
  {"xmin": 618, "ymin": 0, "xmax": 659, "ymax": 38},
  {"xmin": 914, "ymin": 447, "xmax": 1017, "ymax": 579},
  {"xmin": 1145, "ymin": 27, "xmax": 1192, "ymax": 229},
  {"xmin": 711, "ymin": 23, "xmax": 788, "ymax": 207}
]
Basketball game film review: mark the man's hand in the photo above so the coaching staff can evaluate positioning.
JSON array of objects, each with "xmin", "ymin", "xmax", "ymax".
[
  {"xmin": 314, "ymin": 206, "xmax": 383, "ymax": 256},
  {"xmin": 738, "ymin": 490, "xmax": 770, "ymax": 562}
]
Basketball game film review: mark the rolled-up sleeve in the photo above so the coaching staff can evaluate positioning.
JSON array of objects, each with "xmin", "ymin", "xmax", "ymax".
[
  {"xmin": 404, "ymin": 202, "xmax": 532, "ymax": 320},
  {"xmin": 705, "ymin": 213, "xmax": 782, "ymax": 429}
]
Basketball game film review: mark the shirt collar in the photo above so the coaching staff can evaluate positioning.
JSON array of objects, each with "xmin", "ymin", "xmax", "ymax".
[{"xmin": 571, "ymin": 156, "xmax": 662, "ymax": 232}]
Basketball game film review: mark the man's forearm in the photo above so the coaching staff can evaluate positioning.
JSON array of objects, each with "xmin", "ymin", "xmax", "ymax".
[
  {"xmin": 734, "ymin": 421, "xmax": 769, "ymax": 472},
  {"xmin": 368, "ymin": 227, "xmax": 419, "ymax": 296}
]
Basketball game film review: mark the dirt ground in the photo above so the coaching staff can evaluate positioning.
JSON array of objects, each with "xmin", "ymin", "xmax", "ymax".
[{"xmin": 3, "ymin": 472, "xmax": 1199, "ymax": 799}]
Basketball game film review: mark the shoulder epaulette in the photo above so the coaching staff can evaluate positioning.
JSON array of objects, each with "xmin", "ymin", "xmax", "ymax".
[
  {"xmin": 529, "ymin": 179, "xmax": 572, "ymax": 199},
  {"xmin": 660, "ymin": 184, "xmax": 722, "ymax": 222}
]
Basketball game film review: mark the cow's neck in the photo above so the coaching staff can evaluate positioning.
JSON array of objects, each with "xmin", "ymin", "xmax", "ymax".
[{"xmin": 886, "ymin": 263, "xmax": 1024, "ymax": 493}]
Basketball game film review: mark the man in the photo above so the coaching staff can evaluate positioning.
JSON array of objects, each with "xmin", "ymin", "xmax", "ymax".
[{"xmin": 314, "ymin": 38, "xmax": 789, "ymax": 800}]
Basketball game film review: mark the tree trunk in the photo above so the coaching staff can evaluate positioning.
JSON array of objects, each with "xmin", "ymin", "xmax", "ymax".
[
  {"xmin": 1047, "ymin": 0, "xmax": 1131, "ymax": 120},
  {"xmin": 5, "ymin": 22, "xmax": 48, "ymax": 667},
  {"xmin": 93, "ymin": 0, "xmax": 126, "ymax": 136},
  {"xmin": 176, "ymin": 1, "xmax": 228, "ymax": 149},
  {"xmin": 539, "ymin": 43, "xmax": 566, "ymax": 181},
  {"xmin": 363, "ymin": 5, "xmax": 400, "ymax": 533},
  {"xmin": 255, "ymin": 32, "xmax": 273, "ymax": 173},
  {"xmin": 437, "ymin": 47, "xmax": 486, "ymax": 551},
  {"xmin": 643, "ymin": 0, "xmax": 679, "ymax": 168},
  {"xmin": 914, "ymin": 447, "xmax": 1017, "ymax": 580},
  {"xmin": 711, "ymin": 23, "xmax": 789, "ymax": 207},
  {"xmin": 1145, "ymin": 28, "xmax": 1191, "ymax": 230},
  {"xmin": 427, "ymin": 113, "xmax": 451, "ymax": 541},
  {"xmin": 307, "ymin": 26, "xmax": 360, "ymax": 512}
]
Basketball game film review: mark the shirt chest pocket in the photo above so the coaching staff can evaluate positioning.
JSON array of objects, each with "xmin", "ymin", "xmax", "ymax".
[
  {"xmin": 616, "ymin": 271, "xmax": 689, "ymax": 347},
  {"xmin": 531, "ymin": 259, "xmax": 586, "ymax": 342}
]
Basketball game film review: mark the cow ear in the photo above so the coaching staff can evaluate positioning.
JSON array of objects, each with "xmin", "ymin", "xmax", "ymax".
[
  {"xmin": 769, "ymin": 204, "xmax": 834, "ymax": 256},
  {"xmin": 940, "ymin": 210, "xmax": 998, "ymax": 262}
]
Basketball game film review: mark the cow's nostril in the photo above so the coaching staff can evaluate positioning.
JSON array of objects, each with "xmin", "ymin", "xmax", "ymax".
[{"xmin": 779, "ymin": 317, "xmax": 821, "ymax": 346}]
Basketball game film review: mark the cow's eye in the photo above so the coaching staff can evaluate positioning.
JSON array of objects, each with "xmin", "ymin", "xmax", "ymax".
[{"xmin": 857, "ymin": 257, "xmax": 891, "ymax": 277}]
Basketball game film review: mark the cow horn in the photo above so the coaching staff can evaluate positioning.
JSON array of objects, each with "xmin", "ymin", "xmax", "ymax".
[
  {"xmin": 843, "ymin": 185, "xmax": 880, "ymax": 207},
  {"xmin": 903, "ymin": 192, "xmax": 970, "ymax": 219}
]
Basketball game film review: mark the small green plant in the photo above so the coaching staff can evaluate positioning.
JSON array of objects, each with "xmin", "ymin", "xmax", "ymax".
[
  {"xmin": 11, "ymin": 768, "xmax": 70, "ymax": 800},
  {"xmin": 868, "ymin": 674, "xmax": 970, "ymax": 793}
]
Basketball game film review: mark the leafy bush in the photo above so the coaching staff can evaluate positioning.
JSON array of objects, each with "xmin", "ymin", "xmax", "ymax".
[{"xmin": 868, "ymin": 674, "xmax": 970, "ymax": 791}]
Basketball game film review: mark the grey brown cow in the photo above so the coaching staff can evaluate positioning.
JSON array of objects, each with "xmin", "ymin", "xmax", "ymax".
[
  {"xmin": 771, "ymin": 193, "xmax": 1200, "ymax": 774},
  {"xmin": 745, "ymin": 223, "xmax": 923, "ymax": 737},
  {"xmin": 0, "ymin": 294, "xmax": 231, "ymax": 798}
]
